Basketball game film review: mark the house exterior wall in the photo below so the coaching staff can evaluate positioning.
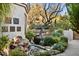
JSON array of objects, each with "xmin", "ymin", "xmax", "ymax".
[{"xmin": 1, "ymin": 4, "xmax": 26, "ymax": 39}]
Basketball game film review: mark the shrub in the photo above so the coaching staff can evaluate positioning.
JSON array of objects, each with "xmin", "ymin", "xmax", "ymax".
[
  {"xmin": 58, "ymin": 42, "xmax": 68, "ymax": 49},
  {"xmin": 52, "ymin": 37, "xmax": 60, "ymax": 43},
  {"xmin": 53, "ymin": 43, "xmax": 65, "ymax": 52},
  {"xmin": 0, "ymin": 35, "xmax": 9, "ymax": 51},
  {"xmin": 52, "ymin": 35, "xmax": 68, "ymax": 53},
  {"xmin": 52, "ymin": 29, "xmax": 63, "ymax": 37},
  {"xmin": 33, "ymin": 35, "xmax": 41, "ymax": 44},
  {"xmin": 9, "ymin": 47, "xmax": 27, "ymax": 56},
  {"xmin": 43, "ymin": 36, "xmax": 55, "ymax": 46},
  {"xmin": 60, "ymin": 36, "xmax": 68, "ymax": 43},
  {"xmin": 26, "ymin": 30, "xmax": 36, "ymax": 41},
  {"xmin": 52, "ymin": 32, "xmax": 61, "ymax": 37},
  {"xmin": 56, "ymin": 29, "xmax": 63, "ymax": 35}
]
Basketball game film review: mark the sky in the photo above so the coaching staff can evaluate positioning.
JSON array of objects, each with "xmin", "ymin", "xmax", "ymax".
[
  {"xmin": 42, "ymin": 3, "xmax": 68, "ymax": 15},
  {"xmin": 30, "ymin": 3, "xmax": 68, "ymax": 16},
  {"xmin": 60, "ymin": 4, "xmax": 68, "ymax": 15},
  {"xmin": 50, "ymin": 3, "xmax": 68, "ymax": 15}
]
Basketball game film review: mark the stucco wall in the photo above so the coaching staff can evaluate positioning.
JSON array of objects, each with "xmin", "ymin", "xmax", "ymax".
[{"xmin": 2, "ymin": 4, "xmax": 26, "ymax": 39}]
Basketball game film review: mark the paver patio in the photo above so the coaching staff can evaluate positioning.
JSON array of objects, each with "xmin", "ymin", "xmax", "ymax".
[{"xmin": 57, "ymin": 40, "xmax": 79, "ymax": 56}]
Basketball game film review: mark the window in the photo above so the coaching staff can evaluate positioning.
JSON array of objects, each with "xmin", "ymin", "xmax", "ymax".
[
  {"xmin": 17, "ymin": 27, "xmax": 21, "ymax": 31},
  {"xmin": 10, "ymin": 26, "xmax": 15, "ymax": 32},
  {"xmin": 13, "ymin": 18, "xmax": 19, "ymax": 24},
  {"xmin": 5, "ymin": 17, "xmax": 12, "ymax": 24},
  {"xmin": 2, "ymin": 26, "xmax": 8, "ymax": 32}
]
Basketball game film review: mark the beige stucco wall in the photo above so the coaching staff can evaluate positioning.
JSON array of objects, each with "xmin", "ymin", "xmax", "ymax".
[{"xmin": 1, "ymin": 4, "xmax": 26, "ymax": 39}]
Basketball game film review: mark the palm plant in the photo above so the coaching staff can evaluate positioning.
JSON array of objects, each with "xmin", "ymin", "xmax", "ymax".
[
  {"xmin": 66, "ymin": 3, "xmax": 79, "ymax": 33},
  {"xmin": 0, "ymin": 3, "xmax": 11, "ymax": 30},
  {"xmin": 0, "ymin": 4, "xmax": 11, "ymax": 55},
  {"xmin": 0, "ymin": 3, "xmax": 11, "ymax": 21}
]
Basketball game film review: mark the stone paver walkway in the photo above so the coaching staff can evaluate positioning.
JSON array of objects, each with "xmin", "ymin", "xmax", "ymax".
[{"xmin": 57, "ymin": 40, "xmax": 79, "ymax": 56}]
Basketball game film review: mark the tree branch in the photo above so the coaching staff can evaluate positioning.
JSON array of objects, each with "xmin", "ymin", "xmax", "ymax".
[
  {"xmin": 49, "ymin": 3, "xmax": 60, "ymax": 18},
  {"xmin": 21, "ymin": 3, "xmax": 30, "ymax": 14},
  {"xmin": 49, "ymin": 4, "xmax": 65, "ymax": 20},
  {"xmin": 14, "ymin": 3, "xmax": 30, "ymax": 14},
  {"xmin": 14, "ymin": 3, "xmax": 26, "ymax": 8},
  {"xmin": 43, "ymin": 4, "xmax": 50, "ymax": 22}
]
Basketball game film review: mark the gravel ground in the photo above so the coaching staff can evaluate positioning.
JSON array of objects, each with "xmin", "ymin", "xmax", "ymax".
[{"xmin": 56, "ymin": 40, "xmax": 79, "ymax": 56}]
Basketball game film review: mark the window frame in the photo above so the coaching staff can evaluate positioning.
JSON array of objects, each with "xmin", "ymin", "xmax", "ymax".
[
  {"xmin": 17, "ymin": 26, "xmax": 21, "ymax": 32},
  {"xmin": 5, "ymin": 17, "xmax": 12, "ymax": 24},
  {"xmin": 10, "ymin": 26, "xmax": 15, "ymax": 32},
  {"xmin": 13, "ymin": 18, "xmax": 19, "ymax": 24},
  {"xmin": 2, "ymin": 26, "xmax": 8, "ymax": 32}
]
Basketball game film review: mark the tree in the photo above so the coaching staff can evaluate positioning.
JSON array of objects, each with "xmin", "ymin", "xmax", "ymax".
[
  {"xmin": 40, "ymin": 3, "xmax": 65, "ymax": 26},
  {"xmin": 55, "ymin": 15, "xmax": 72, "ymax": 30},
  {"xmin": 38, "ymin": 3, "xmax": 65, "ymax": 38},
  {"xmin": 66, "ymin": 3, "xmax": 79, "ymax": 33},
  {"xmin": 27, "ymin": 3, "xmax": 65, "ymax": 38},
  {"xmin": 28, "ymin": 4, "xmax": 44, "ymax": 29},
  {"xmin": 28, "ymin": 4, "xmax": 65, "ymax": 29}
]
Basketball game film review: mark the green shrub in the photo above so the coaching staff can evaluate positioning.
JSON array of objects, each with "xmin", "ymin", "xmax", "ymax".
[
  {"xmin": 43, "ymin": 36, "xmax": 55, "ymax": 46},
  {"xmin": 9, "ymin": 47, "xmax": 27, "ymax": 56},
  {"xmin": 58, "ymin": 42, "xmax": 68, "ymax": 49},
  {"xmin": 0, "ymin": 35, "xmax": 9, "ymax": 51},
  {"xmin": 53, "ymin": 43, "xmax": 65, "ymax": 52},
  {"xmin": 52, "ymin": 32, "xmax": 61, "ymax": 37},
  {"xmin": 52, "ymin": 37, "xmax": 60, "ymax": 43},
  {"xmin": 56, "ymin": 29, "xmax": 63, "ymax": 35},
  {"xmin": 26, "ymin": 30, "xmax": 36, "ymax": 41},
  {"xmin": 52, "ymin": 29, "xmax": 63, "ymax": 37},
  {"xmin": 60, "ymin": 36, "xmax": 68, "ymax": 43},
  {"xmin": 33, "ymin": 35, "xmax": 41, "ymax": 44},
  {"xmin": 52, "ymin": 35, "xmax": 68, "ymax": 53}
]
